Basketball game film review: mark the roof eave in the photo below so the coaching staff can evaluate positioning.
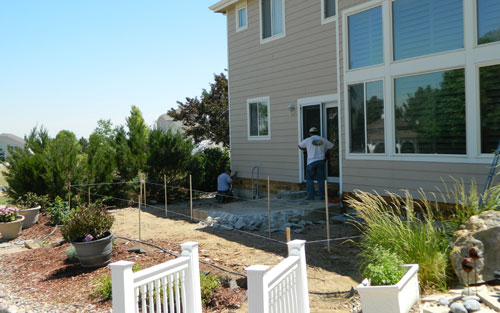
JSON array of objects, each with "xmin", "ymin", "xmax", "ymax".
[{"xmin": 209, "ymin": 0, "xmax": 240, "ymax": 13}]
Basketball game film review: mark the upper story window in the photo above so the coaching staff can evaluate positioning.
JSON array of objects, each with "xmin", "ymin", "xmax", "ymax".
[
  {"xmin": 236, "ymin": 2, "xmax": 248, "ymax": 32},
  {"xmin": 349, "ymin": 80, "xmax": 385, "ymax": 153},
  {"xmin": 394, "ymin": 69, "xmax": 466, "ymax": 155},
  {"xmin": 247, "ymin": 97, "xmax": 271, "ymax": 140},
  {"xmin": 322, "ymin": 0, "xmax": 336, "ymax": 23},
  {"xmin": 477, "ymin": 0, "xmax": 500, "ymax": 45},
  {"xmin": 392, "ymin": 0, "xmax": 463, "ymax": 61},
  {"xmin": 261, "ymin": 0, "xmax": 284, "ymax": 41},
  {"xmin": 348, "ymin": 6, "xmax": 383, "ymax": 70}
]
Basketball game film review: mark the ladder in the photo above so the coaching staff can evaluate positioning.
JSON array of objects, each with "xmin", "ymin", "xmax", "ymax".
[{"xmin": 477, "ymin": 140, "xmax": 500, "ymax": 210}]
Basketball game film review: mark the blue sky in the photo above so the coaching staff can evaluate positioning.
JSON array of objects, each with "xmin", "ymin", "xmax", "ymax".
[{"xmin": 0, "ymin": 1, "xmax": 227, "ymax": 139}]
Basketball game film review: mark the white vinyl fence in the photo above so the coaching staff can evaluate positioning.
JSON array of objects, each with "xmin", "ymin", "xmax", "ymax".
[
  {"xmin": 246, "ymin": 240, "xmax": 310, "ymax": 313},
  {"xmin": 110, "ymin": 242, "xmax": 202, "ymax": 313}
]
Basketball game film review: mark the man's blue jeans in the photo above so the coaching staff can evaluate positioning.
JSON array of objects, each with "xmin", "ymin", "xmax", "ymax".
[{"xmin": 305, "ymin": 160, "xmax": 325, "ymax": 199}]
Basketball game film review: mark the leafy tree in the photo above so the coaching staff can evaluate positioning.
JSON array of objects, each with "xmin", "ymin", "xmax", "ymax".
[
  {"xmin": 126, "ymin": 105, "xmax": 149, "ymax": 176},
  {"xmin": 168, "ymin": 73, "xmax": 229, "ymax": 147},
  {"xmin": 0, "ymin": 145, "xmax": 5, "ymax": 162},
  {"xmin": 196, "ymin": 147, "xmax": 230, "ymax": 192}
]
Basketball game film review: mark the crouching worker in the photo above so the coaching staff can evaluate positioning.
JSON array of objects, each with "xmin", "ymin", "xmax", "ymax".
[{"xmin": 217, "ymin": 168, "xmax": 233, "ymax": 203}]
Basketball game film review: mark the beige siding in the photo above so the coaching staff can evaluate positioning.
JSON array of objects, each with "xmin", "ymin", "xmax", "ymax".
[
  {"xmin": 227, "ymin": 0, "xmax": 338, "ymax": 183},
  {"xmin": 337, "ymin": 0, "xmax": 491, "ymax": 199}
]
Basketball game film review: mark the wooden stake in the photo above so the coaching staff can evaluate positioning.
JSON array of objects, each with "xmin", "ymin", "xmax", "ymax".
[
  {"xmin": 68, "ymin": 182, "xmax": 71, "ymax": 209},
  {"xmin": 286, "ymin": 227, "xmax": 291, "ymax": 242},
  {"xmin": 164, "ymin": 175, "xmax": 168, "ymax": 217},
  {"xmin": 189, "ymin": 175, "xmax": 193, "ymax": 221},
  {"xmin": 88, "ymin": 186, "xmax": 90, "ymax": 206},
  {"xmin": 143, "ymin": 179, "xmax": 147, "ymax": 209},
  {"xmin": 138, "ymin": 180, "xmax": 142, "ymax": 241},
  {"xmin": 325, "ymin": 180, "xmax": 330, "ymax": 252},
  {"xmin": 267, "ymin": 176, "xmax": 271, "ymax": 238}
]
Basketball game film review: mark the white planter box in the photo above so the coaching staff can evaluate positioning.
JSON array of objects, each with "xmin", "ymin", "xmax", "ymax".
[{"xmin": 357, "ymin": 264, "xmax": 420, "ymax": 313}]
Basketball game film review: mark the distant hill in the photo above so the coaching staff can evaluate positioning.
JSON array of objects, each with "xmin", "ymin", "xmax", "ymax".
[{"xmin": 0, "ymin": 133, "xmax": 25, "ymax": 157}]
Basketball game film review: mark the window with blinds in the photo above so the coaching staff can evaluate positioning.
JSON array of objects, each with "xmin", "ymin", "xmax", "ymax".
[
  {"xmin": 477, "ymin": 0, "xmax": 500, "ymax": 45},
  {"xmin": 348, "ymin": 6, "xmax": 383, "ymax": 69},
  {"xmin": 392, "ymin": 0, "xmax": 463, "ymax": 61},
  {"xmin": 394, "ymin": 69, "xmax": 466, "ymax": 154},
  {"xmin": 262, "ymin": 0, "xmax": 284, "ymax": 39}
]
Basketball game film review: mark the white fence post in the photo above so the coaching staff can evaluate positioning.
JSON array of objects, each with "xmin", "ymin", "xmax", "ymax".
[
  {"xmin": 246, "ymin": 265, "xmax": 270, "ymax": 313},
  {"xmin": 288, "ymin": 239, "xmax": 310, "ymax": 313},
  {"xmin": 181, "ymin": 241, "xmax": 202, "ymax": 313},
  {"xmin": 110, "ymin": 260, "xmax": 135, "ymax": 313}
]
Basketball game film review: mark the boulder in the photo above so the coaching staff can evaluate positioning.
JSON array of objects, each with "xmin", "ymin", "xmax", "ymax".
[{"xmin": 450, "ymin": 210, "xmax": 500, "ymax": 284}]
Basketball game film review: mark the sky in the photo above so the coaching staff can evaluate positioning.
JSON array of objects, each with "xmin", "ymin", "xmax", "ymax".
[{"xmin": 0, "ymin": 1, "xmax": 228, "ymax": 139}]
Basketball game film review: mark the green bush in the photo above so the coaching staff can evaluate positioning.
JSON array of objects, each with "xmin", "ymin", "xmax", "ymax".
[
  {"xmin": 196, "ymin": 147, "xmax": 230, "ymax": 192},
  {"xmin": 91, "ymin": 274, "xmax": 112, "ymax": 300},
  {"xmin": 10, "ymin": 192, "xmax": 49, "ymax": 210},
  {"xmin": 47, "ymin": 196, "xmax": 73, "ymax": 225},
  {"xmin": 61, "ymin": 205, "xmax": 113, "ymax": 242},
  {"xmin": 362, "ymin": 246, "xmax": 406, "ymax": 285},
  {"xmin": 65, "ymin": 246, "xmax": 78, "ymax": 263},
  {"xmin": 200, "ymin": 273, "xmax": 221, "ymax": 307}
]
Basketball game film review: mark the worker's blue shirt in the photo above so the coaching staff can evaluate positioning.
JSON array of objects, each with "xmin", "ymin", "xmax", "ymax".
[{"xmin": 217, "ymin": 173, "xmax": 232, "ymax": 191}]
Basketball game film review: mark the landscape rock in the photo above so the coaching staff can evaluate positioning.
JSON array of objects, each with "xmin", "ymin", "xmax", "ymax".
[
  {"xmin": 462, "ymin": 288, "xmax": 475, "ymax": 296},
  {"xmin": 463, "ymin": 299, "xmax": 481, "ymax": 312},
  {"xmin": 462, "ymin": 296, "xmax": 480, "ymax": 302},
  {"xmin": 438, "ymin": 297, "xmax": 450, "ymax": 306},
  {"xmin": 450, "ymin": 210, "xmax": 500, "ymax": 283},
  {"xmin": 229, "ymin": 279, "xmax": 239, "ymax": 290},
  {"xmin": 450, "ymin": 302, "xmax": 467, "ymax": 313}
]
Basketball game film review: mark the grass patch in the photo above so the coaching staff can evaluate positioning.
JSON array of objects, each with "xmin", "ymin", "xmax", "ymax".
[
  {"xmin": 0, "ymin": 195, "xmax": 10, "ymax": 205},
  {"xmin": 0, "ymin": 168, "xmax": 7, "ymax": 186}
]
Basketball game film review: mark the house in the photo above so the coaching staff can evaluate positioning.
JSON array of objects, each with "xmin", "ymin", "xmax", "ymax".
[
  {"xmin": 0, "ymin": 133, "xmax": 25, "ymax": 158},
  {"xmin": 210, "ymin": 0, "xmax": 500, "ymax": 200}
]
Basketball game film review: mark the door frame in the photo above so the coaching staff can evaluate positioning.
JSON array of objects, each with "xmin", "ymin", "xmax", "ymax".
[{"xmin": 296, "ymin": 94, "xmax": 341, "ymax": 190}]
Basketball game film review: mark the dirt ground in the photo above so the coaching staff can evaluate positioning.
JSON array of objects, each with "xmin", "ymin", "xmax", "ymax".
[{"xmin": 110, "ymin": 201, "xmax": 362, "ymax": 313}]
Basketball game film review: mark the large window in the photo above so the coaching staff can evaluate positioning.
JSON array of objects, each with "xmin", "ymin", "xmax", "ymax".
[
  {"xmin": 349, "ymin": 80, "xmax": 385, "ymax": 153},
  {"xmin": 479, "ymin": 64, "xmax": 500, "ymax": 153},
  {"xmin": 348, "ymin": 6, "xmax": 383, "ymax": 69},
  {"xmin": 477, "ymin": 0, "xmax": 500, "ymax": 45},
  {"xmin": 262, "ymin": 0, "xmax": 284, "ymax": 40},
  {"xmin": 248, "ymin": 97, "xmax": 270, "ymax": 139},
  {"xmin": 236, "ymin": 2, "xmax": 248, "ymax": 32},
  {"xmin": 392, "ymin": 0, "xmax": 463, "ymax": 61},
  {"xmin": 394, "ymin": 69, "xmax": 466, "ymax": 154}
]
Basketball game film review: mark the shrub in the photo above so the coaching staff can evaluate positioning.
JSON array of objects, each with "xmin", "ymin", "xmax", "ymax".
[
  {"xmin": 91, "ymin": 264, "xmax": 141, "ymax": 301},
  {"xmin": 196, "ymin": 147, "xmax": 230, "ymax": 192},
  {"xmin": 65, "ymin": 246, "xmax": 78, "ymax": 263},
  {"xmin": 10, "ymin": 192, "xmax": 49, "ymax": 210},
  {"xmin": 47, "ymin": 196, "xmax": 73, "ymax": 225},
  {"xmin": 200, "ymin": 273, "xmax": 221, "ymax": 307},
  {"xmin": 362, "ymin": 246, "xmax": 406, "ymax": 285},
  {"xmin": 347, "ymin": 190, "xmax": 450, "ymax": 291},
  {"xmin": 61, "ymin": 205, "xmax": 113, "ymax": 242}
]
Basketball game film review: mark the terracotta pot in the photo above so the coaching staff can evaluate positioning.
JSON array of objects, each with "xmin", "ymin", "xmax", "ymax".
[
  {"xmin": 18, "ymin": 206, "xmax": 41, "ymax": 229},
  {"xmin": 72, "ymin": 232, "xmax": 113, "ymax": 268},
  {"xmin": 0, "ymin": 215, "xmax": 25, "ymax": 241}
]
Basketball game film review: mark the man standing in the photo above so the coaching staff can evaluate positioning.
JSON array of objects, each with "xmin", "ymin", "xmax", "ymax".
[
  {"xmin": 298, "ymin": 127, "xmax": 334, "ymax": 200},
  {"xmin": 217, "ymin": 168, "xmax": 233, "ymax": 202}
]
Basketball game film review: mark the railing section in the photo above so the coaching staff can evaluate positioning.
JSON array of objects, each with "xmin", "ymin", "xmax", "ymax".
[
  {"xmin": 246, "ymin": 240, "xmax": 310, "ymax": 313},
  {"xmin": 110, "ymin": 242, "xmax": 202, "ymax": 313}
]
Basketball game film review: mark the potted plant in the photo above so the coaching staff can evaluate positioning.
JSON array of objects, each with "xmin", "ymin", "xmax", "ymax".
[
  {"xmin": 11, "ymin": 192, "xmax": 48, "ymax": 229},
  {"xmin": 357, "ymin": 247, "xmax": 420, "ymax": 313},
  {"xmin": 61, "ymin": 205, "xmax": 114, "ymax": 268},
  {"xmin": 0, "ymin": 207, "xmax": 25, "ymax": 240}
]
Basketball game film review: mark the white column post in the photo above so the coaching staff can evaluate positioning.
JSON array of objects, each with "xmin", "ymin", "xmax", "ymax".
[
  {"xmin": 110, "ymin": 260, "xmax": 136, "ymax": 313},
  {"xmin": 246, "ymin": 265, "xmax": 270, "ymax": 313},
  {"xmin": 288, "ymin": 240, "xmax": 310, "ymax": 313},
  {"xmin": 181, "ymin": 241, "xmax": 202, "ymax": 313}
]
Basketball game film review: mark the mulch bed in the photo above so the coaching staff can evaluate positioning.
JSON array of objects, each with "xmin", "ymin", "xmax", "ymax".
[{"xmin": 0, "ymin": 219, "xmax": 245, "ymax": 313}]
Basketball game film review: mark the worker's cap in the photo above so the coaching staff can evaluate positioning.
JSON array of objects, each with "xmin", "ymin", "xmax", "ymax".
[
  {"xmin": 225, "ymin": 168, "xmax": 231, "ymax": 173},
  {"xmin": 309, "ymin": 127, "xmax": 318, "ymax": 133}
]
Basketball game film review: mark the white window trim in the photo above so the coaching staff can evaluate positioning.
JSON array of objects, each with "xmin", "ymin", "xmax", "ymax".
[
  {"xmin": 321, "ymin": 0, "xmax": 338, "ymax": 25},
  {"xmin": 247, "ymin": 96, "xmax": 271, "ymax": 140},
  {"xmin": 259, "ymin": 0, "xmax": 286, "ymax": 44},
  {"xmin": 235, "ymin": 1, "xmax": 248, "ymax": 32},
  {"xmin": 342, "ymin": 0, "xmax": 500, "ymax": 164}
]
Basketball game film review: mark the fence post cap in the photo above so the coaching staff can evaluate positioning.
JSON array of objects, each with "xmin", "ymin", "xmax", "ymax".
[
  {"xmin": 245, "ymin": 264, "xmax": 270, "ymax": 273},
  {"xmin": 109, "ymin": 260, "xmax": 135, "ymax": 269},
  {"xmin": 180, "ymin": 241, "xmax": 199, "ymax": 252}
]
